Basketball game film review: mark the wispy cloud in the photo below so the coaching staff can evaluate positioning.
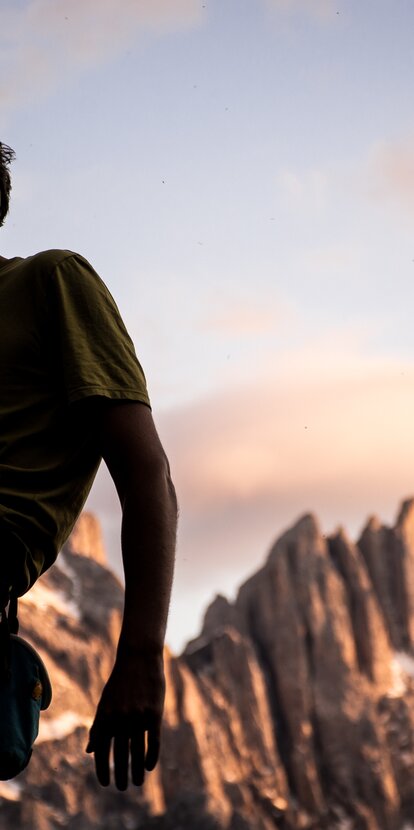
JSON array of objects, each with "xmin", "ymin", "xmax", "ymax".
[
  {"xmin": 200, "ymin": 299, "xmax": 297, "ymax": 336},
  {"xmin": 0, "ymin": 0, "xmax": 202, "ymax": 111},
  {"xmin": 298, "ymin": 243, "xmax": 354, "ymax": 274},
  {"xmin": 161, "ymin": 351, "xmax": 414, "ymax": 508},
  {"xmin": 277, "ymin": 167, "xmax": 330, "ymax": 214},
  {"xmin": 365, "ymin": 136, "xmax": 414, "ymax": 215}
]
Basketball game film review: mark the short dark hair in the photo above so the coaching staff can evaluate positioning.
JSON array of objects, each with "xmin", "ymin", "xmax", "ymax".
[{"xmin": 0, "ymin": 143, "xmax": 16, "ymax": 228}]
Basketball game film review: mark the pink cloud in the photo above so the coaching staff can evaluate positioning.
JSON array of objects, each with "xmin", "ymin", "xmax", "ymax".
[
  {"xmin": 0, "ymin": 0, "xmax": 203, "ymax": 110},
  {"xmin": 159, "ymin": 360, "xmax": 414, "ymax": 509},
  {"xmin": 200, "ymin": 299, "xmax": 297, "ymax": 336},
  {"xmin": 87, "ymin": 341, "xmax": 414, "ymax": 650},
  {"xmin": 365, "ymin": 136, "xmax": 414, "ymax": 214}
]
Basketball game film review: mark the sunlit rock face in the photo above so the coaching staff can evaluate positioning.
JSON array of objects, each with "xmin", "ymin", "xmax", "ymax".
[
  {"xmin": 235, "ymin": 515, "xmax": 398, "ymax": 828},
  {"xmin": 64, "ymin": 510, "xmax": 107, "ymax": 566},
  {"xmin": 1, "ymin": 503, "xmax": 414, "ymax": 828}
]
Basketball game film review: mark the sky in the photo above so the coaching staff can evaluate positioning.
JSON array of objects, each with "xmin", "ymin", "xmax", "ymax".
[{"xmin": 2, "ymin": 0, "xmax": 414, "ymax": 652}]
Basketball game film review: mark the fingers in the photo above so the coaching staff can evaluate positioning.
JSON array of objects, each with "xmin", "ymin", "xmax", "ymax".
[
  {"xmin": 92, "ymin": 732, "xmax": 112, "ymax": 787},
  {"xmin": 87, "ymin": 715, "xmax": 116, "ymax": 788},
  {"xmin": 145, "ymin": 722, "xmax": 161, "ymax": 772},
  {"xmin": 86, "ymin": 713, "xmax": 162, "ymax": 790},
  {"xmin": 114, "ymin": 732, "xmax": 130, "ymax": 791},
  {"xmin": 131, "ymin": 729, "xmax": 145, "ymax": 786}
]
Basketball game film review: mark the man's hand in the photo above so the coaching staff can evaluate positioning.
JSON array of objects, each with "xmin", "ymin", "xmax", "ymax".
[{"xmin": 86, "ymin": 649, "xmax": 165, "ymax": 790}]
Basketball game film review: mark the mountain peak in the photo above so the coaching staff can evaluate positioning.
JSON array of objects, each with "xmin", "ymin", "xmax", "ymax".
[
  {"xmin": 64, "ymin": 511, "xmax": 107, "ymax": 565},
  {"xmin": 6, "ymin": 501, "xmax": 414, "ymax": 830},
  {"xmin": 395, "ymin": 496, "xmax": 414, "ymax": 533}
]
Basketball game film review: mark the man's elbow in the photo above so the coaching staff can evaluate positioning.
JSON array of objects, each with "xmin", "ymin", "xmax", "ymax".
[
  {"xmin": 125, "ymin": 450, "xmax": 177, "ymax": 513},
  {"xmin": 155, "ymin": 452, "xmax": 178, "ymax": 515},
  {"xmin": 165, "ymin": 464, "xmax": 178, "ymax": 518}
]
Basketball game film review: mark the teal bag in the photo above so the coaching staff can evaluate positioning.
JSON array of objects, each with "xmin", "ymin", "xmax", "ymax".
[{"xmin": 0, "ymin": 599, "xmax": 52, "ymax": 780}]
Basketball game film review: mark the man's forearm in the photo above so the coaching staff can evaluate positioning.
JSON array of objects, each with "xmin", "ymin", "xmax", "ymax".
[
  {"xmin": 117, "ymin": 462, "xmax": 177, "ymax": 657},
  {"xmin": 89, "ymin": 403, "xmax": 178, "ymax": 787}
]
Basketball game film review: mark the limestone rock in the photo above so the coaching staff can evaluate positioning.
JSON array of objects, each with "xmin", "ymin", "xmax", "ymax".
[
  {"xmin": 1, "ymin": 503, "xmax": 414, "ymax": 829},
  {"xmin": 236, "ymin": 514, "xmax": 399, "ymax": 829},
  {"xmin": 358, "ymin": 499, "xmax": 414, "ymax": 651},
  {"xmin": 328, "ymin": 527, "xmax": 393, "ymax": 688},
  {"xmin": 64, "ymin": 511, "xmax": 107, "ymax": 565}
]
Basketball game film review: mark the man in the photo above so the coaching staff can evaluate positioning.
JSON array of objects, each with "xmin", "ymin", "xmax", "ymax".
[{"xmin": 0, "ymin": 142, "xmax": 177, "ymax": 791}]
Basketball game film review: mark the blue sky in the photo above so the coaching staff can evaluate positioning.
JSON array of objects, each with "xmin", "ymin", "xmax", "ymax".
[{"xmin": 2, "ymin": 0, "xmax": 414, "ymax": 651}]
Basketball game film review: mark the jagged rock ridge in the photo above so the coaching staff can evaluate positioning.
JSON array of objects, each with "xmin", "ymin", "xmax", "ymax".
[{"xmin": 2, "ymin": 503, "xmax": 414, "ymax": 828}]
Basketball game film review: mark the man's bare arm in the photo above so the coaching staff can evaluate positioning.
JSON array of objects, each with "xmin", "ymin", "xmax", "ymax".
[{"xmin": 86, "ymin": 401, "xmax": 177, "ymax": 791}]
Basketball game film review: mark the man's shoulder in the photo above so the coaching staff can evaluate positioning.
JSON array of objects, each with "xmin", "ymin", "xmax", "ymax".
[
  {"xmin": 25, "ymin": 249, "xmax": 85, "ymax": 272},
  {"xmin": 12, "ymin": 250, "xmax": 111, "ymax": 306},
  {"xmin": 18, "ymin": 249, "xmax": 99, "ymax": 289}
]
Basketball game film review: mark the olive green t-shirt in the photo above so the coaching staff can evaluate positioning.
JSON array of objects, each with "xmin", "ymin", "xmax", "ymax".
[{"xmin": 0, "ymin": 249, "xmax": 150, "ymax": 594}]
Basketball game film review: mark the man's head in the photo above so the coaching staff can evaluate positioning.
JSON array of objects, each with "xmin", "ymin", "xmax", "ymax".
[{"xmin": 0, "ymin": 143, "xmax": 16, "ymax": 228}]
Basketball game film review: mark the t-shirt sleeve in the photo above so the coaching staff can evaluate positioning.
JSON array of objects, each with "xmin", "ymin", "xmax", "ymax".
[{"xmin": 50, "ymin": 253, "xmax": 151, "ymax": 407}]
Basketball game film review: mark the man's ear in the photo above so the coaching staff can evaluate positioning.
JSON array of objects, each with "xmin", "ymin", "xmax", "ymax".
[{"xmin": 0, "ymin": 143, "xmax": 16, "ymax": 228}]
